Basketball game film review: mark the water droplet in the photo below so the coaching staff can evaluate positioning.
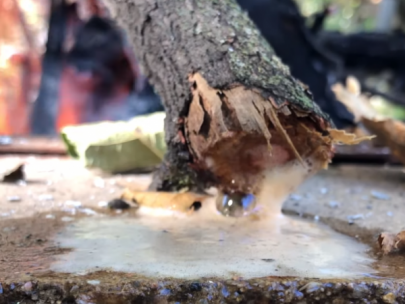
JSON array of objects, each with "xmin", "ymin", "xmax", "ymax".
[{"xmin": 216, "ymin": 192, "xmax": 256, "ymax": 217}]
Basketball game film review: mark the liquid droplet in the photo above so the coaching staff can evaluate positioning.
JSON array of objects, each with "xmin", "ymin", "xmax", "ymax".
[{"xmin": 216, "ymin": 192, "xmax": 256, "ymax": 217}]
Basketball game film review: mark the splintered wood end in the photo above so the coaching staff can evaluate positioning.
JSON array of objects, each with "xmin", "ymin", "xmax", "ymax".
[{"xmin": 184, "ymin": 73, "xmax": 363, "ymax": 194}]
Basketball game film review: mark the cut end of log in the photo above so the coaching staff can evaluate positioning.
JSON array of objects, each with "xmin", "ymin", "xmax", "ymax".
[{"xmin": 184, "ymin": 73, "xmax": 366, "ymax": 197}]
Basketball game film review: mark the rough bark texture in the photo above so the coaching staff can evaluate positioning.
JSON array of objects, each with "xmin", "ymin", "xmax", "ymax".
[{"xmin": 102, "ymin": 0, "xmax": 335, "ymax": 193}]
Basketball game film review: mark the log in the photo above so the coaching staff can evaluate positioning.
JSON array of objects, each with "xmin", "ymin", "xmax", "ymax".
[{"xmin": 101, "ymin": 0, "xmax": 363, "ymax": 198}]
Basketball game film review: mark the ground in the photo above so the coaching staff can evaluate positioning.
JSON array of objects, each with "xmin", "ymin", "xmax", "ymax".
[{"xmin": 1, "ymin": 153, "xmax": 405, "ymax": 303}]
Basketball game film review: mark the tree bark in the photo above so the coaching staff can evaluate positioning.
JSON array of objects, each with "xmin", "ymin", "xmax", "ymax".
[{"xmin": 102, "ymin": 0, "xmax": 342, "ymax": 194}]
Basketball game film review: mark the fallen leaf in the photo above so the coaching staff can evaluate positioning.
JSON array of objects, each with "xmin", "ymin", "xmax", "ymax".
[
  {"xmin": 346, "ymin": 76, "xmax": 361, "ymax": 96},
  {"xmin": 333, "ymin": 77, "xmax": 405, "ymax": 166},
  {"xmin": 121, "ymin": 188, "xmax": 210, "ymax": 213},
  {"xmin": 332, "ymin": 78, "xmax": 380, "ymax": 122},
  {"xmin": 378, "ymin": 233, "xmax": 397, "ymax": 255},
  {"xmin": 395, "ymin": 231, "xmax": 405, "ymax": 252},
  {"xmin": 362, "ymin": 118, "xmax": 405, "ymax": 165},
  {"xmin": 378, "ymin": 230, "xmax": 405, "ymax": 255},
  {"xmin": 327, "ymin": 129, "xmax": 374, "ymax": 145},
  {"xmin": 2, "ymin": 164, "xmax": 25, "ymax": 183}
]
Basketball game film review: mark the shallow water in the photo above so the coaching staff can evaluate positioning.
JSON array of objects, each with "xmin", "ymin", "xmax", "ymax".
[
  {"xmin": 50, "ymin": 161, "xmax": 378, "ymax": 280},
  {"xmin": 51, "ymin": 208, "xmax": 374, "ymax": 279}
]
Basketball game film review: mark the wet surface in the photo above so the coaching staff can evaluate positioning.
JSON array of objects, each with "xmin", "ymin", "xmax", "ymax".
[
  {"xmin": 1, "ymin": 155, "xmax": 405, "ymax": 302},
  {"xmin": 51, "ymin": 212, "xmax": 374, "ymax": 279}
]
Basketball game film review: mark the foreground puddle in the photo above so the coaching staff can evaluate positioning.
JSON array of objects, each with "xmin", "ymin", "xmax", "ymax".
[{"xmin": 51, "ymin": 208, "xmax": 375, "ymax": 279}]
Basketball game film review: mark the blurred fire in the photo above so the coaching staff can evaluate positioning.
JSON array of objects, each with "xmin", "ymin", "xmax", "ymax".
[
  {"xmin": 0, "ymin": 0, "xmax": 46, "ymax": 135},
  {"xmin": 0, "ymin": 0, "xmax": 142, "ymax": 136}
]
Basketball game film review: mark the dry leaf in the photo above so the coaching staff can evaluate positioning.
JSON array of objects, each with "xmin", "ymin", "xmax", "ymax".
[
  {"xmin": 395, "ymin": 231, "xmax": 405, "ymax": 252},
  {"xmin": 332, "ymin": 77, "xmax": 381, "ymax": 122},
  {"xmin": 327, "ymin": 129, "xmax": 374, "ymax": 145},
  {"xmin": 378, "ymin": 232, "xmax": 397, "ymax": 255},
  {"xmin": 378, "ymin": 230, "xmax": 405, "ymax": 255},
  {"xmin": 346, "ymin": 76, "xmax": 361, "ymax": 96},
  {"xmin": 121, "ymin": 188, "xmax": 210, "ymax": 213},
  {"xmin": 333, "ymin": 76, "xmax": 405, "ymax": 166},
  {"xmin": 361, "ymin": 118, "xmax": 405, "ymax": 165}
]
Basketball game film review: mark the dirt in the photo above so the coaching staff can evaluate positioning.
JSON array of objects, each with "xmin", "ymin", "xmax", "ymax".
[
  {"xmin": 0, "ymin": 212, "xmax": 71, "ymax": 280},
  {"xmin": 0, "ymin": 155, "xmax": 150, "ymax": 219},
  {"xmin": 283, "ymin": 164, "xmax": 405, "ymax": 237},
  {"xmin": 2, "ymin": 271, "xmax": 405, "ymax": 304},
  {"xmin": 0, "ymin": 155, "xmax": 146, "ymax": 281}
]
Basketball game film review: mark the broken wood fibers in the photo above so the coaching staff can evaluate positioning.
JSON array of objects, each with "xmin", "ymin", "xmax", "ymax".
[{"xmin": 185, "ymin": 73, "xmax": 370, "ymax": 195}]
